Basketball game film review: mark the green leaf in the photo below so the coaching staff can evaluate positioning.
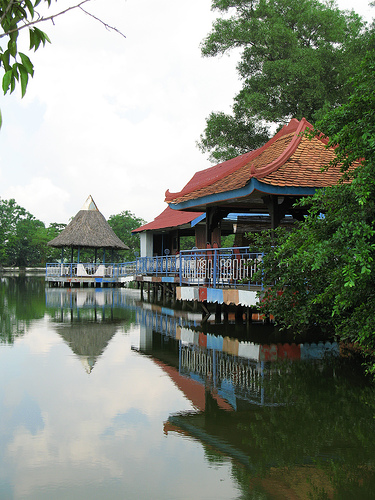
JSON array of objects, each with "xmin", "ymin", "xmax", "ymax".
[
  {"xmin": 2, "ymin": 70, "xmax": 13, "ymax": 94},
  {"xmin": 30, "ymin": 27, "xmax": 51, "ymax": 51},
  {"xmin": 29, "ymin": 28, "xmax": 37, "ymax": 50},
  {"xmin": 24, "ymin": 0, "xmax": 35, "ymax": 18},
  {"xmin": 1, "ymin": 50, "xmax": 11, "ymax": 72},
  {"xmin": 12, "ymin": 64, "xmax": 19, "ymax": 81},
  {"xmin": 8, "ymin": 40, "xmax": 17, "ymax": 58},
  {"xmin": 17, "ymin": 65, "xmax": 29, "ymax": 98},
  {"xmin": 10, "ymin": 77, "xmax": 16, "ymax": 94},
  {"xmin": 19, "ymin": 53, "xmax": 34, "ymax": 76}
]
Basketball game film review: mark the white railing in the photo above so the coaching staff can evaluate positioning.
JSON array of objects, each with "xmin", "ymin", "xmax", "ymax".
[{"xmin": 46, "ymin": 262, "xmax": 120, "ymax": 279}]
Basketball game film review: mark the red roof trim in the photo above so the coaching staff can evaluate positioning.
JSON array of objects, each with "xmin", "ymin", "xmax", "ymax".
[
  {"xmin": 132, "ymin": 207, "xmax": 204, "ymax": 233},
  {"xmin": 165, "ymin": 150, "xmax": 255, "ymax": 202},
  {"xmin": 250, "ymin": 117, "xmax": 311, "ymax": 178},
  {"xmin": 165, "ymin": 118, "xmax": 315, "ymax": 202}
]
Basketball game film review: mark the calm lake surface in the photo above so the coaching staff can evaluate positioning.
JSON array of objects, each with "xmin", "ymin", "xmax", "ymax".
[{"xmin": 1, "ymin": 276, "xmax": 375, "ymax": 500}]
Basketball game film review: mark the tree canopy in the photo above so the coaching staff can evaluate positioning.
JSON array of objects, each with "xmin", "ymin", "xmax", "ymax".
[
  {"xmin": 0, "ymin": 198, "xmax": 55, "ymax": 266},
  {"xmin": 253, "ymin": 41, "xmax": 375, "ymax": 366},
  {"xmin": 198, "ymin": 0, "xmax": 369, "ymax": 162},
  {"xmin": 108, "ymin": 210, "xmax": 145, "ymax": 261}
]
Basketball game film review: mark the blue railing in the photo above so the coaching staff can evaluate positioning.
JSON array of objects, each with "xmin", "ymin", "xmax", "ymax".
[
  {"xmin": 135, "ymin": 255, "xmax": 179, "ymax": 276},
  {"xmin": 46, "ymin": 246, "xmax": 262, "ymax": 288}
]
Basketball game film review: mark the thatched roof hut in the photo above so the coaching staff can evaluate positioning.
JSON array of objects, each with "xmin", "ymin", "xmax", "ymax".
[{"xmin": 47, "ymin": 195, "xmax": 129, "ymax": 250}]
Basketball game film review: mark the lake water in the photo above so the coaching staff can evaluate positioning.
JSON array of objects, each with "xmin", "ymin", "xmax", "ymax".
[{"xmin": 1, "ymin": 276, "xmax": 375, "ymax": 499}]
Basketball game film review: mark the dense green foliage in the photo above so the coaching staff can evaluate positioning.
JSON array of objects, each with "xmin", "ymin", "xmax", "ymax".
[
  {"xmin": 253, "ymin": 44, "xmax": 375, "ymax": 362},
  {"xmin": 108, "ymin": 210, "xmax": 145, "ymax": 261},
  {"xmin": 198, "ymin": 0, "xmax": 369, "ymax": 162},
  {"xmin": 0, "ymin": 198, "xmax": 60, "ymax": 266}
]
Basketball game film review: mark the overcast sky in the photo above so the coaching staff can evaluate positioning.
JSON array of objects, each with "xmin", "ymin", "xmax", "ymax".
[{"xmin": 0, "ymin": 0, "xmax": 373, "ymax": 226}]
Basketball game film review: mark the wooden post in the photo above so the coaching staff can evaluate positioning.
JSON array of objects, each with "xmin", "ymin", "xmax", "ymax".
[
  {"xmin": 215, "ymin": 303, "xmax": 222, "ymax": 323},
  {"xmin": 223, "ymin": 303, "xmax": 228, "ymax": 322},
  {"xmin": 235, "ymin": 305, "xmax": 244, "ymax": 323}
]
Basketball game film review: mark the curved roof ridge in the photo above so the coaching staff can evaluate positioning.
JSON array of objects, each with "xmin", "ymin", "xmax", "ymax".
[{"xmin": 251, "ymin": 117, "xmax": 312, "ymax": 179}]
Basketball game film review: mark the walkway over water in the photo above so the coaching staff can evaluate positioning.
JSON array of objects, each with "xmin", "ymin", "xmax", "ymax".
[{"xmin": 46, "ymin": 247, "xmax": 263, "ymax": 309}]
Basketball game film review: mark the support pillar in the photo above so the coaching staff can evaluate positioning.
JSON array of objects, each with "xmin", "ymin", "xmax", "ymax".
[
  {"xmin": 215, "ymin": 303, "xmax": 222, "ymax": 323},
  {"xmin": 235, "ymin": 305, "xmax": 244, "ymax": 324}
]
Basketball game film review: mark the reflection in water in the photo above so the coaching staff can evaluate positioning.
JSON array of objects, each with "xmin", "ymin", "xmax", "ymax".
[
  {"xmin": 46, "ymin": 287, "xmax": 136, "ymax": 373},
  {"xmin": 0, "ymin": 278, "xmax": 375, "ymax": 499},
  {"xmin": 134, "ymin": 302, "xmax": 375, "ymax": 498},
  {"xmin": 0, "ymin": 276, "xmax": 45, "ymax": 343}
]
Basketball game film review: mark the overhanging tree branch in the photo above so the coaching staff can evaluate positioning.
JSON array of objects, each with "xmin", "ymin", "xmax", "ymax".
[
  {"xmin": 0, "ymin": 0, "xmax": 126, "ymax": 125},
  {"xmin": 79, "ymin": 6, "xmax": 126, "ymax": 39},
  {"xmin": 0, "ymin": 1, "xmax": 125, "ymax": 39}
]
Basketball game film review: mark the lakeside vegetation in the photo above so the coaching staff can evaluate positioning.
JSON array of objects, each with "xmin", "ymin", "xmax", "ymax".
[{"xmin": 0, "ymin": 200, "xmax": 144, "ymax": 267}]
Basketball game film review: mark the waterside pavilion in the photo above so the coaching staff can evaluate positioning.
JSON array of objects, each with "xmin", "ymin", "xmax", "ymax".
[
  {"xmin": 46, "ymin": 195, "xmax": 129, "ymax": 287},
  {"xmin": 165, "ymin": 117, "xmax": 345, "ymax": 246},
  {"xmin": 157, "ymin": 117, "xmax": 350, "ymax": 309}
]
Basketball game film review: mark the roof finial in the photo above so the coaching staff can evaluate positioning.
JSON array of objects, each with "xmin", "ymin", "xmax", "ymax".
[{"xmin": 81, "ymin": 195, "xmax": 98, "ymax": 211}]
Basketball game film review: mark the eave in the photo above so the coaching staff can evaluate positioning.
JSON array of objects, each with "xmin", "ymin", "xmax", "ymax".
[{"xmin": 168, "ymin": 178, "xmax": 316, "ymax": 212}]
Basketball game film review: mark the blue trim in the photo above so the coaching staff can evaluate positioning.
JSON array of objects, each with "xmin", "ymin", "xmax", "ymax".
[
  {"xmin": 169, "ymin": 178, "xmax": 316, "ymax": 211},
  {"xmin": 161, "ymin": 307, "xmax": 175, "ymax": 316},
  {"xmin": 162, "ymin": 277, "xmax": 177, "ymax": 283},
  {"xmin": 191, "ymin": 213, "xmax": 206, "ymax": 227}
]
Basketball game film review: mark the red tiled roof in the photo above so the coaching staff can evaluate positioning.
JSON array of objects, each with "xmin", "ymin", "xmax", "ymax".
[
  {"xmin": 165, "ymin": 118, "xmax": 347, "ymax": 205},
  {"xmin": 132, "ymin": 207, "xmax": 204, "ymax": 233}
]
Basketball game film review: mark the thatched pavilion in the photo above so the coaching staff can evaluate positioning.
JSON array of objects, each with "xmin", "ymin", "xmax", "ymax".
[{"xmin": 46, "ymin": 196, "xmax": 129, "ymax": 287}]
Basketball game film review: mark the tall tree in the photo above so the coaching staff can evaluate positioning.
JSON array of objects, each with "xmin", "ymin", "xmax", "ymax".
[
  {"xmin": 198, "ymin": 0, "xmax": 369, "ymax": 162},
  {"xmin": 197, "ymin": 110, "xmax": 269, "ymax": 163},
  {"xmin": 254, "ymin": 41, "xmax": 375, "ymax": 366}
]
